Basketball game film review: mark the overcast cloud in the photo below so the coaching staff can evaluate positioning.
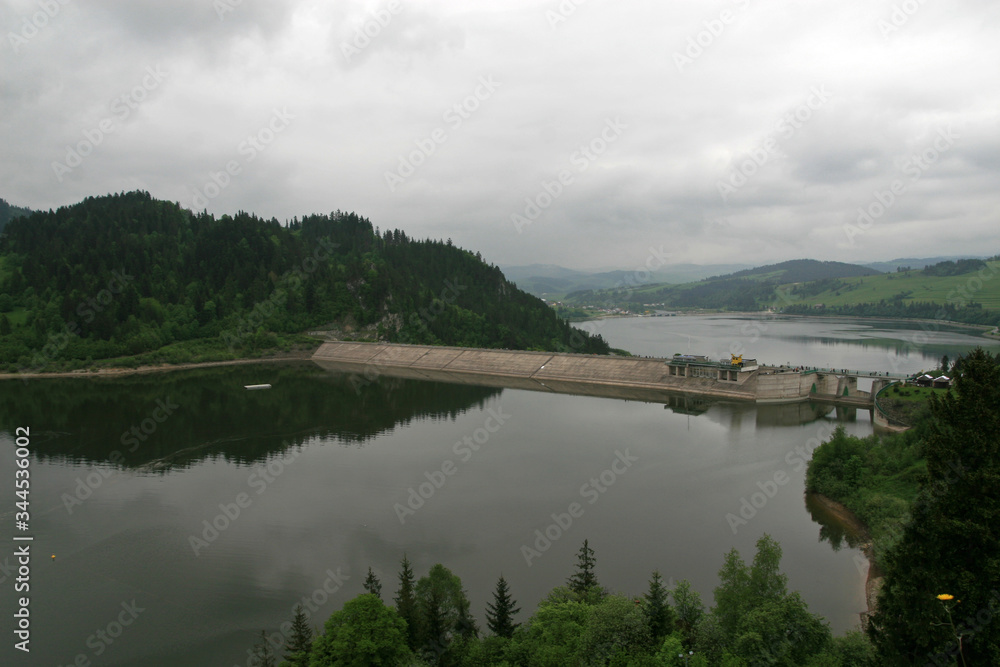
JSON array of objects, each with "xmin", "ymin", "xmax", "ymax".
[{"xmin": 2, "ymin": 0, "xmax": 998, "ymax": 269}]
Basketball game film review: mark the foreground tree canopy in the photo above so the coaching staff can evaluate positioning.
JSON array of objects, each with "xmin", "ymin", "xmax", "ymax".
[
  {"xmin": 867, "ymin": 347, "xmax": 1000, "ymax": 665},
  {"xmin": 273, "ymin": 537, "xmax": 878, "ymax": 667}
]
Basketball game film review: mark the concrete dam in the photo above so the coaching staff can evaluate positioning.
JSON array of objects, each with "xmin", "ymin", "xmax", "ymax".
[{"xmin": 312, "ymin": 342, "xmax": 889, "ymax": 406}]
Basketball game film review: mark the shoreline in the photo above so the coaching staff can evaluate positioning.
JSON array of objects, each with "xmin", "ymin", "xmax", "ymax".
[
  {"xmin": 0, "ymin": 349, "xmax": 318, "ymax": 380},
  {"xmin": 576, "ymin": 310, "xmax": 998, "ymax": 337},
  {"xmin": 808, "ymin": 492, "xmax": 882, "ymax": 627}
]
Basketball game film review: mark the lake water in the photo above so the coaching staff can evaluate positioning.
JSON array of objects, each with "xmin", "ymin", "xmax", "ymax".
[{"xmin": 1, "ymin": 315, "xmax": 996, "ymax": 666}]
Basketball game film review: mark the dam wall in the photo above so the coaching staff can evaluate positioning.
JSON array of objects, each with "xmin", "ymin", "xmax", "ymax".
[
  {"xmin": 312, "ymin": 342, "xmax": 877, "ymax": 407},
  {"xmin": 312, "ymin": 341, "xmax": 758, "ymax": 402}
]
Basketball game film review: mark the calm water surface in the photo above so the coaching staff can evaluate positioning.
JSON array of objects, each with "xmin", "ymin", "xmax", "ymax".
[{"xmin": 1, "ymin": 316, "xmax": 997, "ymax": 666}]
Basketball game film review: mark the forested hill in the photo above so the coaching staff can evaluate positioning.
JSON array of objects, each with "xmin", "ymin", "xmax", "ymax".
[
  {"xmin": 710, "ymin": 258, "xmax": 880, "ymax": 283},
  {"xmin": 0, "ymin": 191, "xmax": 608, "ymax": 370},
  {"xmin": 0, "ymin": 197, "xmax": 33, "ymax": 235}
]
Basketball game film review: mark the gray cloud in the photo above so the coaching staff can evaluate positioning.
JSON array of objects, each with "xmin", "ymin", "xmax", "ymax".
[{"xmin": 1, "ymin": 0, "xmax": 997, "ymax": 269}]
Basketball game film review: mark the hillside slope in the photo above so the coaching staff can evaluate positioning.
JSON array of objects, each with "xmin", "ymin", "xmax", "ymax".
[
  {"xmin": 779, "ymin": 258, "xmax": 1000, "ymax": 325},
  {"xmin": 0, "ymin": 191, "xmax": 609, "ymax": 371},
  {"xmin": 712, "ymin": 259, "xmax": 880, "ymax": 283}
]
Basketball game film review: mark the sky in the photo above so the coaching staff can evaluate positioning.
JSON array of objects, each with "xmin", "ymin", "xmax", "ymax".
[{"xmin": 1, "ymin": 0, "xmax": 998, "ymax": 271}]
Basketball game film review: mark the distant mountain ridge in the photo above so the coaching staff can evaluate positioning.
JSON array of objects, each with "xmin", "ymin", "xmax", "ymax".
[
  {"xmin": 710, "ymin": 259, "xmax": 881, "ymax": 283},
  {"xmin": 863, "ymin": 256, "xmax": 987, "ymax": 273},
  {"xmin": 501, "ymin": 262, "xmax": 753, "ymax": 297}
]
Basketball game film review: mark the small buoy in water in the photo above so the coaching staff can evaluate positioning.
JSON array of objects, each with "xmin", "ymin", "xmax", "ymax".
[
  {"xmin": 52, "ymin": 554, "xmax": 55, "ymax": 560},
  {"xmin": 244, "ymin": 384, "xmax": 272, "ymax": 390}
]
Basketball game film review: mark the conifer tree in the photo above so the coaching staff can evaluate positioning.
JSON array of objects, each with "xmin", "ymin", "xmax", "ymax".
[
  {"xmin": 869, "ymin": 348, "xmax": 1000, "ymax": 665},
  {"xmin": 566, "ymin": 539, "xmax": 600, "ymax": 596},
  {"xmin": 394, "ymin": 554, "xmax": 420, "ymax": 650},
  {"xmin": 363, "ymin": 566, "xmax": 382, "ymax": 600},
  {"xmin": 281, "ymin": 604, "xmax": 312, "ymax": 667},
  {"xmin": 643, "ymin": 570, "xmax": 676, "ymax": 641},
  {"xmin": 485, "ymin": 574, "xmax": 521, "ymax": 638},
  {"xmin": 250, "ymin": 630, "xmax": 276, "ymax": 667}
]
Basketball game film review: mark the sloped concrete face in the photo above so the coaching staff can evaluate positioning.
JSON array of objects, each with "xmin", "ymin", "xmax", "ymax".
[
  {"xmin": 310, "ymin": 342, "xmax": 873, "ymax": 406},
  {"xmin": 311, "ymin": 342, "xmax": 758, "ymax": 403},
  {"xmin": 444, "ymin": 350, "xmax": 554, "ymax": 376}
]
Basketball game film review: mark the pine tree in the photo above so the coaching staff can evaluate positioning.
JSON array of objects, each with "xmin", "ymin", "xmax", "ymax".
[
  {"xmin": 250, "ymin": 630, "xmax": 276, "ymax": 667},
  {"xmin": 485, "ymin": 574, "xmax": 521, "ymax": 638},
  {"xmin": 643, "ymin": 570, "xmax": 676, "ymax": 641},
  {"xmin": 394, "ymin": 554, "xmax": 420, "ymax": 650},
  {"xmin": 364, "ymin": 566, "xmax": 382, "ymax": 600},
  {"xmin": 566, "ymin": 539, "xmax": 600, "ymax": 596},
  {"xmin": 281, "ymin": 604, "xmax": 312, "ymax": 667}
]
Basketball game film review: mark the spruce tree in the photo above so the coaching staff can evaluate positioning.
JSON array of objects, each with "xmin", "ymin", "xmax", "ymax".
[
  {"xmin": 250, "ymin": 630, "xmax": 276, "ymax": 667},
  {"xmin": 394, "ymin": 554, "xmax": 420, "ymax": 650},
  {"xmin": 643, "ymin": 570, "xmax": 676, "ymax": 641},
  {"xmin": 485, "ymin": 574, "xmax": 521, "ymax": 638},
  {"xmin": 566, "ymin": 539, "xmax": 600, "ymax": 596},
  {"xmin": 364, "ymin": 566, "xmax": 382, "ymax": 600},
  {"xmin": 869, "ymin": 348, "xmax": 1000, "ymax": 665},
  {"xmin": 281, "ymin": 604, "xmax": 312, "ymax": 667}
]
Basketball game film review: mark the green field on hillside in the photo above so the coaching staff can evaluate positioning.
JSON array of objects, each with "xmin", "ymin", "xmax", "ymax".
[{"xmin": 775, "ymin": 264, "xmax": 1000, "ymax": 310}]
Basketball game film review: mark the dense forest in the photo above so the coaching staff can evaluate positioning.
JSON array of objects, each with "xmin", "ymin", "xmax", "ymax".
[
  {"xmin": 0, "ymin": 191, "xmax": 609, "ymax": 371},
  {"xmin": 252, "ymin": 537, "xmax": 873, "ymax": 667},
  {"xmin": 807, "ymin": 348, "xmax": 1000, "ymax": 665},
  {"xmin": 0, "ymin": 197, "xmax": 33, "ymax": 235}
]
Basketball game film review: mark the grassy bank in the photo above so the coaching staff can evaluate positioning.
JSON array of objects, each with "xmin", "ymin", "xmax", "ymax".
[
  {"xmin": 805, "ymin": 423, "xmax": 928, "ymax": 568},
  {"xmin": 874, "ymin": 383, "xmax": 944, "ymax": 426}
]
